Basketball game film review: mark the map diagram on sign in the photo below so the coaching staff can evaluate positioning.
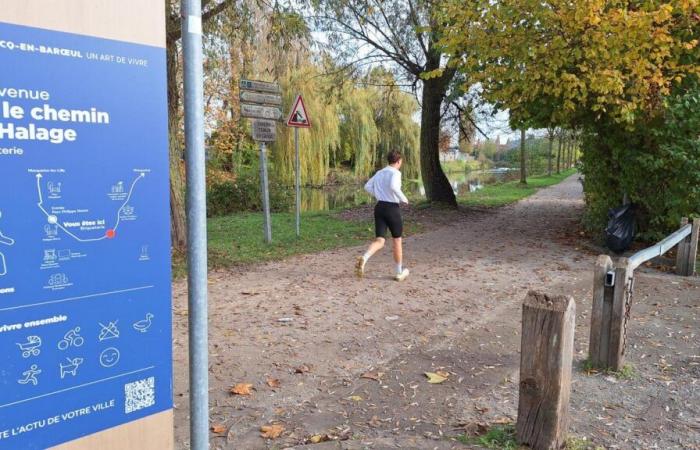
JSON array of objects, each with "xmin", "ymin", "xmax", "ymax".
[{"xmin": 34, "ymin": 171, "xmax": 147, "ymax": 242}]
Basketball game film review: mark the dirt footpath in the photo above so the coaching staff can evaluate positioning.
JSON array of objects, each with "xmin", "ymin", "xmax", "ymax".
[{"xmin": 172, "ymin": 175, "xmax": 700, "ymax": 449}]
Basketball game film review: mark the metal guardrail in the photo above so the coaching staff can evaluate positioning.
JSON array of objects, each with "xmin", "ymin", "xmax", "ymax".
[
  {"xmin": 589, "ymin": 217, "xmax": 698, "ymax": 371},
  {"xmin": 628, "ymin": 223, "xmax": 692, "ymax": 270}
]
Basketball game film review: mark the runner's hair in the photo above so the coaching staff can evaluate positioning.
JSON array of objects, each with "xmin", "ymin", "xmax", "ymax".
[{"xmin": 387, "ymin": 150, "xmax": 402, "ymax": 164}]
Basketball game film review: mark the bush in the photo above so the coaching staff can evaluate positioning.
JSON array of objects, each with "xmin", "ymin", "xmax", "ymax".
[
  {"xmin": 580, "ymin": 82, "xmax": 700, "ymax": 240},
  {"xmin": 207, "ymin": 171, "xmax": 293, "ymax": 217}
]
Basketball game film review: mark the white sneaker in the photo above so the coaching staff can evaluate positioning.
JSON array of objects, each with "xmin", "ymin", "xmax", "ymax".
[
  {"xmin": 395, "ymin": 268, "xmax": 409, "ymax": 281},
  {"xmin": 355, "ymin": 256, "xmax": 366, "ymax": 278}
]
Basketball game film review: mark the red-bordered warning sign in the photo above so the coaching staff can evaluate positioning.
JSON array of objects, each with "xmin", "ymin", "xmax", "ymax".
[{"xmin": 286, "ymin": 95, "xmax": 312, "ymax": 128}]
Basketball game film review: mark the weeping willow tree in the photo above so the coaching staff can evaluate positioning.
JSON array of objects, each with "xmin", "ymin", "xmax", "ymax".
[
  {"xmin": 338, "ymin": 88, "xmax": 379, "ymax": 178},
  {"xmin": 271, "ymin": 66, "xmax": 341, "ymax": 185},
  {"xmin": 374, "ymin": 89, "xmax": 421, "ymax": 180}
]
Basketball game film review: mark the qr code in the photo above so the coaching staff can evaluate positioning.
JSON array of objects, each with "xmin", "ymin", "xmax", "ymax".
[{"xmin": 124, "ymin": 377, "xmax": 155, "ymax": 414}]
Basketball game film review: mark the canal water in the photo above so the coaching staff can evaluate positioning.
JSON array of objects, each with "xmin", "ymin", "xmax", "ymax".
[{"xmin": 295, "ymin": 168, "xmax": 520, "ymax": 212}]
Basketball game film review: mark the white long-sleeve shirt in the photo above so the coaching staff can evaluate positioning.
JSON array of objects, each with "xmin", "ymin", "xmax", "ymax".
[{"xmin": 364, "ymin": 166, "xmax": 409, "ymax": 204}]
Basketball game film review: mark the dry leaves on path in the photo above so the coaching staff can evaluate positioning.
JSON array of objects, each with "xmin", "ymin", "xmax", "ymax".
[
  {"xmin": 230, "ymin": 383, "xmax": 254, "ymax": 396},
  {"xmin": 360, "ymin": 371, "xmax": 383, "ymax": 381},
  {"xmin": 424, "ymin": 371, "xmax": 449, "ymax": 384},
  {"xmin": 210, "ymin": 424, "xmax": 227, "ymax": 434},
  {"xmin": 266, "ymin": 377, "xmax": 281, "ymax": 388},
  {"xmin": 260, "ymin": 424, "xmax": 285, "ymax": 439}
]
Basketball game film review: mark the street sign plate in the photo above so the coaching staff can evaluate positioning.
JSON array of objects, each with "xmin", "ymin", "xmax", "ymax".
[
  {"xmin": 241, "ymin": 103, "xmax": 283, "ymax": 121},
  {"xmin": 287, "ymin": 95, "xmax": 312, "ymax": 128},
  {"xmin": 240, "ymin": 79, "xmax": 280, "ymax": 94},
  {"xmin": 240, "ymin": 91, "xmax": 282, "ymax": 106},
  {"xmin": 252, "ymin": 119, "xmax": 277, "ymax": 142}
]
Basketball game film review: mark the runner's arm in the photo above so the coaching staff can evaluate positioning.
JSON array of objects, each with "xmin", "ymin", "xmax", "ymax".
[
  {"xmin": 391, "ymin": 171, "xmax": 409, "ymax": 204},
  {"xmin": 364, "ymin": 174, "xmax": 376, "ymax": 197}
]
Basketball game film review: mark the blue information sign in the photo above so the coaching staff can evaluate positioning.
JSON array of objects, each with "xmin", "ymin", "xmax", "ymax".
[{"xmin": 0, "ymin": 22, "xmax": 172, "ymax": 449}]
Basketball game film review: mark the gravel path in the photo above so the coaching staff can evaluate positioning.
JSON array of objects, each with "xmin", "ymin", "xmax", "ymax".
[{"xmin": 172, "ymin": 175, "xmax": 699, "ymax": 449}]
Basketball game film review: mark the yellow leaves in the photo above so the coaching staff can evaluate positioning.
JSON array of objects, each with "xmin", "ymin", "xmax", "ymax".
[
  {"xmin": 683, "ymin": 39, "xmax": 698, "ymax": 50},
  {"xmin": 230, "ymin": 383, "xmax": 254, "ymax": 396},
  {"xmin": 424, "ymin": 370, "xmax": 450, "ymax": 384},
  {"xmin": 349, "ymin": 395, "xmax": 363, "ymax": 402},
  {"xmin": 420, "ymin": 69, "xmax": 444, "ymax": 80},
  {"xmin": 260, "ymin": 424, "xmax": 285, "ymax": 439}
]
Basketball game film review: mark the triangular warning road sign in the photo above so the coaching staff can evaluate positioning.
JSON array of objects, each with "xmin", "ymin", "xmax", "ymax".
[{"xmin": 286, "ymin": 95, "xmax": 312, "ymax": 128}]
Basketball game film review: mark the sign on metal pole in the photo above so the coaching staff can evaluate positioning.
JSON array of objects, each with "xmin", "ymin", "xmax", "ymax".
[
  {"xmin": 0, "ymin": 3, "xmax": 173, "ymax": 449},
  {"xmin": 252, "ymin": 120, "xmax": 277, "ymax": 143},
  {"xmin": 240, "ymin": 80, "xmax": 280, "ymax": 243},
  {"xmin": 286, "ymin": 95, "xmax": 312, "ymax": 128},
  {"xmin": 240, "ymin": 103, "xmax": 283, "ymax": 121},
  {"xmin": 286, "ymin": 95, "xmax": 312, "ymax": 237},
  {"xmin": 240, "ymin": 91, "xmax": 282, "ymax": 106},
  {"xmin": 240, "ymin": 79, "xmax": 281, "ymax": 94}
]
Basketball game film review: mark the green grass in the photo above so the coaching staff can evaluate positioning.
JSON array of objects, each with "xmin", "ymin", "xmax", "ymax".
[
  {"xmin": 457, "ymin": 424, "xmax": 519, "ymax": 449},
  {"xmin": 459, "ymin": 169, "xmax": 577, "ymax": 208},
  {"xmin": 172, "ymin": 211, "xmax": 372, "ymax": 277},
  {"xmin": 441, "ymin": 159, "xmax": 482, "ymax": 173},
  {"xmin": 566, "ymin": 437, "xmax": 605, "ymax": 450},
  {"xmin": 580, "ymin": 359, "xmax": 637, "ymax": 380}
]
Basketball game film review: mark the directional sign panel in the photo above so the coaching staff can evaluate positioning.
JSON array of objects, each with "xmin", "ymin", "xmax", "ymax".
[
  {"xmin": 240, "ymin": 79, "xmax": 280, "ymax": 94},
  {"xmin": 241, "ymin": 103, "xmax": 283, "ymax": 121},
  {"xmin": 252, "ymin": 120, "xmax": 276, "ymax": 142},
  {"xmin": 0, "ymin": 20, "xmax": 171, "ymax": 450},
  {"xmin": 240, "ymin": 91, "xmax": 282, "ymax": 106}
]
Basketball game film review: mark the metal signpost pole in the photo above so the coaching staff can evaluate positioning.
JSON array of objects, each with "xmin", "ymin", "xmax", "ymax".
[
  {"xmin": 181, "ymin": 1, "xmax": 209, "ymax": 449},
  {"xmin": 295, "ymin": 127, "xmax": 301, "ymax": 237},
  {"xmin": 260, "ymin": 142, "xmax": 272, "ymax": 243}
]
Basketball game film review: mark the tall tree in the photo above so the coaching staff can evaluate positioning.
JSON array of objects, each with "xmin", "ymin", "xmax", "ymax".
[
  {"xmin": 311, "ymin": 0, "xmax": 462, "ymax": 206},
  {"xmin": 165, "ymin": 0, "xmax": 239, "ymax": 250},
  {"xmin": 547, "ymin": 128, "xmax": 555, "ymax": 176},
  {"xmin": 519, "ymin": 129, "xmax": 527, "ymax": 184}
]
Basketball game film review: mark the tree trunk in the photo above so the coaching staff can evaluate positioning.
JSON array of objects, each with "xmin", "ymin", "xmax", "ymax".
[
  {"xmin": 420, "ymin": 78, "xmax": 456, "ymax": 206},
  {"xmin": 556, "ymin": 134, "xmax": 562, "ymax": 174},
  {"xmin": 167, "ymin": 38, "xmax": 188, "ymax": 251},
  {"xmin": 547, "ymin": 132, "xmax": 554, "ymax": 176},
  {"xmin": 520, "ymin": 129, "xmax": 527, "ymax": 185}
]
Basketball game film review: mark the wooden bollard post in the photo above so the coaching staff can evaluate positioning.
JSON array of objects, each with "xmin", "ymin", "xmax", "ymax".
[
  {"xmin": 676, "ymin": 217, "xmax": 690, "ymax": 276},
  {"xmin": 608, "ymin": 258, "xmax": 634, "ymax": 371},
  {"xmin": 678, "ymin": 218, "xmax": 699, "ymax": 276},
  {"xmin": 588, "ymin": 255, "xmax": 614, "ymax": 367},
  {"xmin": 517, "ymin": 292, "xmax": 575, "ymax": 450}
]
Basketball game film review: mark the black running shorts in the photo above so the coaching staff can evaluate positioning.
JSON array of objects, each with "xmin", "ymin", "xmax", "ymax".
[{"xmin": 374, "ymin": 201, "xmax": 403, "ymax": 238}]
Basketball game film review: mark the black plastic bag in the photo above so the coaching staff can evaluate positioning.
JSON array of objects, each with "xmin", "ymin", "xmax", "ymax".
[{"xmin": 605, "ymin": 204, "xmax": 635, "ymax": 253}]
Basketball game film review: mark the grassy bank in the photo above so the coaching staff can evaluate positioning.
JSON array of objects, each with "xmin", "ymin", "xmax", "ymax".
[
  {"xmin": 441, "ymin": 159, "xmax": 482, "ymax": 173},
  {"xmin": 173, "ymin": 211, "xmax": 372, "ymax": 277},
  {"xmin": 173, "ymin": 170, "xmax": 577, "ymax": 276},
  {"xmin": 459, "ymin": 169, "xmax": 577, "ymax": 208}
]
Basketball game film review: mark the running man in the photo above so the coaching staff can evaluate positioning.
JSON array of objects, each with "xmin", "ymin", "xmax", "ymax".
[{"xmin": 356, "ymin": 150, "xmax": 410, "ymax": 281}]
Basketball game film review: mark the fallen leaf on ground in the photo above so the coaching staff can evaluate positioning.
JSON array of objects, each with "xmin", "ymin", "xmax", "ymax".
[
  {"xmin": 435, "ymin": 369, "xmax": 450, "ymax": 378},
  {"xmin": 309, "ymin": 434, "xmax": 329, "ymax": 443},
  {"xmin": 360, "ymin": 371, "xmax": 382, "ymax": 381},
  {"xmin": 349, "ymin": 395, "xmax": 363, "ymax": 402},
  {"xmin": 230, "ymin": 383, "xmax": 253, "ymax": 395},
  {"xmin": 266, "ymin": 378, "xmax": 281, "ymax": 388},
  {"xmin": 295, "ymin": 365, "xmax": 310, "ymax": 373},
  {"xmin": 493, "ymin": 417, "xmax": 513, "ymax": 425},
  {"xmin": 425, "ymin": 372, "xmax": 448, "ymax": 384},
  {"xmin": 260, "ymin": 424, "xmax": 285, "ymax": 439},
  {"xmin": 211, "ymin": 424, "xmax": 226, "ymax": 434}
]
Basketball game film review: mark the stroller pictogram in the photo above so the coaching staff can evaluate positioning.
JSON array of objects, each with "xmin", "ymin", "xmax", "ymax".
[
  {"xmin": 16, "ymin": 336, "xmax": 42, "ymax": 358},
  {"xmin": 58, "ymin": 327, "xmax": 84, "ymax": 350}
]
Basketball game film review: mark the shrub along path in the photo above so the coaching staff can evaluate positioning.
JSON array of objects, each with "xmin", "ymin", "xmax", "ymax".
[{"xmin": 171, "ymin": 174, "xmax": 699, "ymax": 449}]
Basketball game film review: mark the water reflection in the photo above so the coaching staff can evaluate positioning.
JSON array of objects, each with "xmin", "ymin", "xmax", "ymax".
[{"xmin": 292, "ymin": 168, "xmax": 519, "ymax": 212}]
